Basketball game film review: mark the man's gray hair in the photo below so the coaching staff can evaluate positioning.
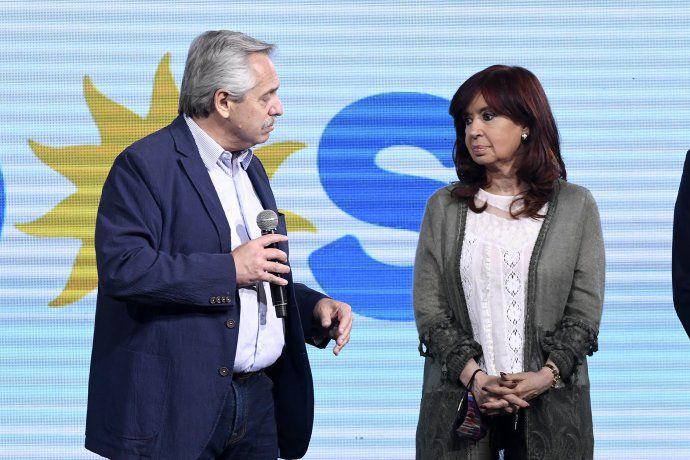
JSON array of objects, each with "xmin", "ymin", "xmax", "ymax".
[{"xmin": 178, "ymin": 30, "xmax": 274, "ymax": 118}]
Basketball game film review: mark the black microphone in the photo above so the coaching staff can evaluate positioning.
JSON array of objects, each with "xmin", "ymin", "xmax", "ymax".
[{"xmin": 256, "ymin": 209, "xmax": 288, "ymax": 318}]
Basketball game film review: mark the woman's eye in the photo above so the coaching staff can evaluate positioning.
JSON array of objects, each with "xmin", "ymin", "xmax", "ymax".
[
  {"xmin": 482, "ymin": 112, "xmax": 495, "ymax": 121},
  {"xmin": 463, "ymin": 117, "xmax": 472, "ymax": 126}
]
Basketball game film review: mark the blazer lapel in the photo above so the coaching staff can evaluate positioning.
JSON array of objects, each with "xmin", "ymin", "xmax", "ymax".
[
  {"xmin": 245, "ymin": 157, "xmax": 290, "ymax": 254},
  {"xmin": 169, "ymin": 116, "xmax": 232, "ymax": 253},
  {"xmin": 245, "ymin": 157, "xmax": 278, "ymax": 214}
]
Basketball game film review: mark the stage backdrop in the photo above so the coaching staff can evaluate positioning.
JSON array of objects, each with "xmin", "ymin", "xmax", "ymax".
[{"xmin": 1, "ymin": 1, "xmax": 689, "ymax": 458}]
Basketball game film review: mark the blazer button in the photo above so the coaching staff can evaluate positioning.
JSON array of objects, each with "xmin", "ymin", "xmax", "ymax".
[
  {"xmin": 222, "ymin": 296, "xmax": 230, "ymax": 304},
  {"xmin": 218, "ymin": 366, "xmax": 230, "ymax": 377},
  {"xmin": 225, "ymin": 319, "xmax": 236, "ymax": 329},
  {"xmin": 210, "ymin": 297, "xmax": 217, "ymax": 304}
]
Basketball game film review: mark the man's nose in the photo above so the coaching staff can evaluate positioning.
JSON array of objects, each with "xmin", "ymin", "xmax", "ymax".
[{"xmin": 269, "ymin": 97, "xmax": 284, "ymax": 116}]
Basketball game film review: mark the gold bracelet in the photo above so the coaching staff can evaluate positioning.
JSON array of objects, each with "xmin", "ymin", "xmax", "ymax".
[{"xmin": 543, "ymin": 363, "xmax": 562, "ymax": 389}]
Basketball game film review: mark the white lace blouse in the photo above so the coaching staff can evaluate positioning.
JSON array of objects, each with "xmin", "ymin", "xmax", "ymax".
[{"xmin": 460, "ymin": 189, "xmax": 546, "ymax": 375}]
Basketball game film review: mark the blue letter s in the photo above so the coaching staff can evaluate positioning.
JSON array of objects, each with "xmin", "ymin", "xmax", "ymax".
[{"xmin": 309, "ymin": 92, "xmax": 454, "ymax": 321}]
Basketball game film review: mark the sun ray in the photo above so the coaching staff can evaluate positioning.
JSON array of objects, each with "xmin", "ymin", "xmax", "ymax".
[
  {"xmin": 16, "ymin": 193, "xmax": 96, "ymax": 239},
  {"xmin": 20, "ymin": 55, "xmax": 317, "ymax": 307},
  {"xmin": 254, "ymin": 141, "xmax": 316, "ymax": 233},
  {"xmin": 84, "ymin": 77, "xmax": 144, "ymax": 147},
  {"xmin": 148, "ymin": 53, "xmax": 179, "ymax": 123},
  {"xmin": 50, "ymin": 243, "xmax": 97, "ymax": 307},
  {"xmin": 282, "ymin": 210, "xmax": 317, "ymax": 233},
  {"xmin": 255, "ymin": 141, "xmax": 307, "ymax": 179},
  {"xmin": 26, "ymin": 143, "xmax": 110, "ymax": 185}
]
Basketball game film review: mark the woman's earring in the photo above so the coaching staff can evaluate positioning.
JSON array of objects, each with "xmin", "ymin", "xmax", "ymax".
[{"xmin": 521, "ymin": 132, "xmax": 528, "ymax": 142}]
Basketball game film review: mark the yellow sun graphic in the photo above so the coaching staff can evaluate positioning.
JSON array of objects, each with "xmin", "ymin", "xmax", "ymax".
[
  {"xmin": 254, "ymin": 141, "xmax": 317, "ymax": 233},
  {"xmin": 18, "ymin": 54, "xmax": 314, "ymax": 307}
]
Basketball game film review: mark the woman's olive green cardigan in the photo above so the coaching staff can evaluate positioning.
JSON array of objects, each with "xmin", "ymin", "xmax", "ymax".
[{"xmin": 413, "ymin": 180, "xmax": 604, "ymax": 460}]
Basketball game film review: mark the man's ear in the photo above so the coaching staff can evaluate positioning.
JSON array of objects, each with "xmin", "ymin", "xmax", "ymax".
[{"xmin": 214, "ymin": 89, "xmax": 233, "ymax": 119}]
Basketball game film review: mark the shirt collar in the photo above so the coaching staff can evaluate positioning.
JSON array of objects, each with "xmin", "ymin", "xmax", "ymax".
[{"xmin": 184, "ymin": 115, "xmax": 254, "ymax": 171}]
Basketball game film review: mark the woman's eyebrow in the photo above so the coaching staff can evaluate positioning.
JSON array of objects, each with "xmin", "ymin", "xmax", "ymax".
[{"xmin": 463, "ymin": 106, "xmax": 491, "ymax": 116}]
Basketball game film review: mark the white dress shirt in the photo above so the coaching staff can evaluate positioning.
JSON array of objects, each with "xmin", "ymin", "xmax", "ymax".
[
  {"xmin": 460, "ymin": 189, "xmax": 546, "ymax": 375},
  {"xmin": 185, "ymin": 116, "xmax": 285, "ymax": 372}
]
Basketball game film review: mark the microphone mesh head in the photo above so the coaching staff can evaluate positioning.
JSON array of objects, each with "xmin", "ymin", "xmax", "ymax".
[{"xmin": 256, "ymin": 209, "xmax": 279, "ymax": 232}]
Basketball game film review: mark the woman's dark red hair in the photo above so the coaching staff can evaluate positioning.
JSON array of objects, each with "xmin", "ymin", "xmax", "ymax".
[{"xmin": 449, "ymin": 65, "xmax": 566, "ymax": 218}]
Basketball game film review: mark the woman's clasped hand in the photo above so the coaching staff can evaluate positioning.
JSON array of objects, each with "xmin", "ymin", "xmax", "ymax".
[{"xmin": 470, "ymin": 369, "xmax": 553, "ymax": 415}]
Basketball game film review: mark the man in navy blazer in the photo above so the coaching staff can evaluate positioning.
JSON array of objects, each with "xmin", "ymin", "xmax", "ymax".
[
  {"xmin": 85, "ymin": 31, "xmax": 353, "ymax": 459},
  {"xmin": 674, "ymin": 149, "xmax": 690, "ymax": 338}
]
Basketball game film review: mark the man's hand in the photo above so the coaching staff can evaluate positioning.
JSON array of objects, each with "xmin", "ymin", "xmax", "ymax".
[
  {"xmin": 232, "ymin": 234, "xmax": 290, "ymax": 286},
  {"xmin": 313, "ymin": 298, "xmax": 353, "ymax": 355}
]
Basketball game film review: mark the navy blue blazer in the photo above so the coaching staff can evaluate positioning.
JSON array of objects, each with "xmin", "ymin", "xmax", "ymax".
[
  {"xmin": 85, "ymin": 116, "xmax": 328, "ymax": 459},
  {"xmin": 673, "ymin": 149, "xmax": 690, "ymax": 338}
]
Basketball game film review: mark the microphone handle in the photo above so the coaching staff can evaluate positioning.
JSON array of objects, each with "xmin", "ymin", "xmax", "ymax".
[{"xmin": 262, "ymin": 229, "xmax": 288, "ymax": 318}]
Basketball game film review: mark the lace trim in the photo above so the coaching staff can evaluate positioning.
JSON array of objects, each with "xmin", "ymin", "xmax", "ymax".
[
  {"xmin": 502, "ymin": 248, "xmax": 524, "ymax": 373},
  {"xmin": 541, "ymin": 317, "xmax": 599, "ymax": 367},
  {"xmin": 461, "ymin": 234, "xmax": 495, "ymax": 374},
  {"xmin": 417, "ymin": 314, "xmax": 466, "ymax": 360},
  {"xmin": 460, "ymin": 236, "xmax": 476, "ymax": 306},
  {"xmin": 478, "ymin": 243, "xmax": 495, "ymax": 374},
  {"xmin": 418, "ymin": 315, "xmax": 482, "ymax": 382}
]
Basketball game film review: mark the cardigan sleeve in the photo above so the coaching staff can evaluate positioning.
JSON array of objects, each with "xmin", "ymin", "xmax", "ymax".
[
  {"xmin": 542, "ymin": 189, "xmax": 605, "ymax": 381},
  {"xmin": 672, "ymin": 150, "xmax": 690, "ymax": 337},
  {"xmin": 413, "ymin": 192, "xmax": 482, "ymax": 386}
]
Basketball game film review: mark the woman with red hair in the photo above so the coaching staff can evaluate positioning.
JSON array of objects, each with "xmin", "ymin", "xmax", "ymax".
[{"xmin": 414, "ymin": 65, "xmax": 604, "ymax": 459}]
